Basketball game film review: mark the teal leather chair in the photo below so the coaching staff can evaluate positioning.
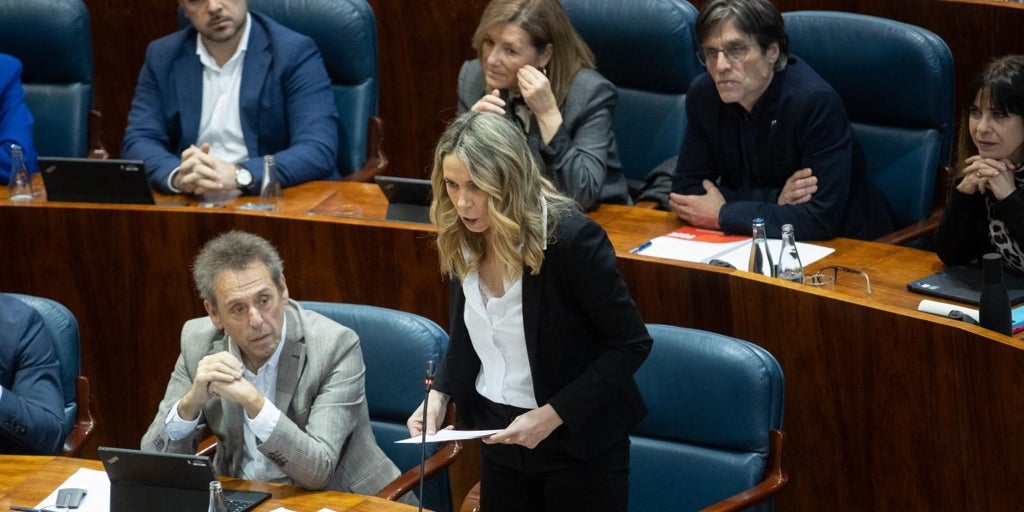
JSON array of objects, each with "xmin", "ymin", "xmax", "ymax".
[
  {"xmin": 248, "ymin": 0, "xmax": 386, "ymax": 180},
  {"xmin": 299, "ymin": 302, "xmax": 458, "ymax": 512},
  {"xmin": 783, "ymin": 11, "xmax": 955, "ymax": 246},
  {"xmin": 9, "ymin": 293, "xmax": 97, "ymax": 457},
  {"xmin": 631, "ymin": 325, "xmax": 786, "ymax": 511},
  {"xmin": 0, "ymin": 0, "xmax": 95, "ymax": 158},
  {"xmin": 561, "ymin": 0, "xmax": 702, "ymax": 199}
]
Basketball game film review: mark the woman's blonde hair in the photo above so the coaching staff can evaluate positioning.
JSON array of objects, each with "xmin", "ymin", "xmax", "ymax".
[
  {"xmin": 471, "ymin": 0, "xmax": 595, "ymax": 107},
  {"xmin": 430, "ymin": 112, "xmax": 576, "ymax": 281}
]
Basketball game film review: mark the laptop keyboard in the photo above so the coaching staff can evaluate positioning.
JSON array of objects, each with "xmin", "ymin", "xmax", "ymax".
[{"xmin": 225, "ymin": 499, "xmax": 254, "ymax": 512}]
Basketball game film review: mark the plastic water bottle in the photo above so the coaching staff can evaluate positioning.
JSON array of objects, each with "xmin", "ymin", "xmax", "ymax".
[
  {"xmin": 748, "ymin": 218, "xmax": 775, "ymax": 277},
  {"xmin": 776, "ymin": 223, "xmax": 804, "ymax": 283},
  {"xmin": 7, "ymin": 144, "xmax": 33, "ymax": 201},
  {"xmin": 979, "ymin": 253, "xmax": 1012, "ymax": 335}
]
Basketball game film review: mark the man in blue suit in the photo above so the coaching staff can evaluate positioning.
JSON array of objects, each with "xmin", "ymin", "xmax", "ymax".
[
  {"xmin": 122, "ymin": 0, "xmax": 339, "ymax": 196},
  {"xmin": 0, "ymin": 294, "xmax": 66, "ymax": 455},
  {"xmin": 0, "ymin": 53, "xmax": 39, "ymax": 183}
]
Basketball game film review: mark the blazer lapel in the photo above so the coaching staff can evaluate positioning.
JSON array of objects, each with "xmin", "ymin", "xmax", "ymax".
[
  {"xmin": 240, "ymin": 16, "xmax": 272, "ymax": 158},
  {"xmin": 275, "ymin": 301, "xmax": 305, "ymax": 413},
  {"xmin": 173, "ymin": 35, "xmax": 203, "ymax": 148},
  {"xmin": 522, "ymin": 270, "xmax": 542, "ymax": 362}
]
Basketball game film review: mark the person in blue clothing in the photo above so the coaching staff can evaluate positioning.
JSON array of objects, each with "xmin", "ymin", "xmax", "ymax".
[
  {"xmin": 0, "ymin": 294, "xmax": 66, "ymax": 455},
  {"xmin": 0, "ymin": 53, "xmax": 39, "ymax": 183},
  {"xmin": 122, "ymin": 0, "xmax": 338, "ymax": 196},
  {"xmin": 669, "ymin": 0, "xmax": 893, "ymax": 241}
]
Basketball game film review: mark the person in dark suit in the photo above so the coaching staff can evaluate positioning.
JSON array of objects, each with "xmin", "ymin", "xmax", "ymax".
[
  {"xmin": 669, "ymin": 0, "xmax": 892, "ymax": 240},
  {"xmin": 0, "ymin": 53, "xmax": 38, "ymax": 183},
  {"xmin": 122, "ymin": 0, "xmax": 338, "ymax": 196},
  {"xmin": 457, "ymin": 0, "xmax": 629, "ymax": 209},
  {"xmin": 407, "ymin": 112, "xmax": 651, "ymax": 511},
  {"xmin": 0, "ymin": 294, "xmax": 66, "ymax": 455}
]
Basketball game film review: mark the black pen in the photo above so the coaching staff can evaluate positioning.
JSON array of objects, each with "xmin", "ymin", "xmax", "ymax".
[{"xmin": 10, "ymin": 506, "xmax": 41, "ymax": 512}]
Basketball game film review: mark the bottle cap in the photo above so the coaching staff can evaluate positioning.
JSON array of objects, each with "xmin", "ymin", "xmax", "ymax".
[{"xmin": 982, "ymin": 253, "xmax": 1003, "ymax": 284}]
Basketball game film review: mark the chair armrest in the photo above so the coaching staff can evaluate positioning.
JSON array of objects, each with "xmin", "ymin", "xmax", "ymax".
[
  {"xmin": 701, "ymin": 430, "xmax": 788, "ymax": 512},
  {"xmin": 87, "ymin": 110, "xmax": 109, "ymax": 160},
  {"xmin": 62, "ymin": 376, "xmax": 97, "ymax": 457},
  {"xmin": 342, "ymin": 116, "xmax": 388, "ymax": 182},
  {"xmin": 196, "ymin": 434, "xmax": 218, "ymax": 458},
  {"xmin": 458, "ymin": 482, "xmax": 481, "ymax": 512},
  {"xmin": 633, "ymin": 200, "xmax": 660, "ymax": 210},
  {"xmin": 874, "ymin": 210, "xmax": 944, "ymax": 246},
  {"xmin": 376, "ymin": 403, "xmax": 462, "ymax": 501}
]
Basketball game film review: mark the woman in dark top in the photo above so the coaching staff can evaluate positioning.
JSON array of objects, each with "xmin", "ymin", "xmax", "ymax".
[
  {"xmin": 934, "ymin": 55, "xmax": 1024, "ymax": 271},
  {"xmin": 407, "ymin": 112, "xmax": 651, "ymax": 511}
]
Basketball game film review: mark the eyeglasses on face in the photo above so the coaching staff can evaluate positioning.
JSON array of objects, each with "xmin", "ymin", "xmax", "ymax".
[
  {"xmin": 696, "ymin": 42, "xmax": 754, "ymax": 67},
  {"xmin": 813, "ymin": 265, "xmax": 872, "ymax": 295}
]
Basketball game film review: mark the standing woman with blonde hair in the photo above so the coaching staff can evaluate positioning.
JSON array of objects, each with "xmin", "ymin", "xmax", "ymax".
[
  {"xmin": 457, "ymin": 0, "xmax": 629, "ymax": 210},
  {"xmin": 408, "ymin": 112, "xmax": 651, "ymax": 511}
]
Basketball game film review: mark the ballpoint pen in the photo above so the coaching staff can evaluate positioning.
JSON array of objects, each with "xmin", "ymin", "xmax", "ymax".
[{"xmin": 629, "ymin": 240, "xmax": 653, "ymax": 254}]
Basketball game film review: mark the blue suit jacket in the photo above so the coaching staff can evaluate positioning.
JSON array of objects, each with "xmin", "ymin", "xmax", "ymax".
[
  {"xmin": 0, "ymin": 53, "xmax": 38, "ymax": 182},
  {"xmin": 0, "ymin": 294, "xmax": 65, "ymax": 455},
  {"xmin": 122, "ymin": 12, "xmax": 339, "ymax": 194}
]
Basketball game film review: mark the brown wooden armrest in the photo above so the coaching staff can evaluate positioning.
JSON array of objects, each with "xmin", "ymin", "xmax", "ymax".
[
  {"xmin": 196, "ymin": 434, "xmax": 218, "ymax": 458},
  {"xmin": 62, "ymin": 376, "xmax": 97, "ymax": 458},
  {"xmin": 342, "ymin": 117, "xmax": 388, "ymax": 182},
  {"xmin": 701, "ymin": 430, "xmax": 788, "ymax": 512},
  {"xmin": 874, "ymin": 210, "xmax": 944, "ymax": 246},
  {"xmin": 376, "ymin": 403, "xmax": 462, "ymax": 502},
  {"xmin": 458, "ymin": 482, "xmax": 481, "ymax": 512},
  {"xmin": 633, "ymin": 200, "xmax": 660, "ymax": 209},
  {"xmin": 87, "ymin": 110, "xmax": 110, "ymax": 160}
]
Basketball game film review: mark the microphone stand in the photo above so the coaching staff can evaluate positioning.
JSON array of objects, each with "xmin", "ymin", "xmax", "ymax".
[{"xmin": 418, "ymin": 360, "xmax": 435, "ymax": 512}]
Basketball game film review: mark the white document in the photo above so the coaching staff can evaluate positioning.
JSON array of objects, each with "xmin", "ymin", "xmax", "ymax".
[
  {"xmin": 635, "ymin": 234, "xmax": 834, "ymax": 270},
  {"xmin": 396, "ymin": 429, "xmax": 501, "ymax": 444},
  {"xmin": 33, "ymin": 468, "xmax": 110, "ymax": 512}
]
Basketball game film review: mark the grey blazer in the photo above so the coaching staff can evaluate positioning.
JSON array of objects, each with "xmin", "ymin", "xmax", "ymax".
[
  {"xmin": 141, "ymin": 300, "xmax": 400, "ymax": 496},
  {"xmin": 457, "ymin": 59, "xmax": 629, "ymax": 208}
]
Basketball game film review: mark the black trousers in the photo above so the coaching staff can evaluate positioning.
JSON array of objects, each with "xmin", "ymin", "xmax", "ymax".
[{"xmin": 472, "ymin": 397, "xmax": 630, "ymax": 512}]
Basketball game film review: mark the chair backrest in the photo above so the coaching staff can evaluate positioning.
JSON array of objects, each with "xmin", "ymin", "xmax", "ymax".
[
  {"xmin": 298, "ymin": 301, "xmax": 452, "ymax": 512},
  {"xmin": 249, "ymin": 0, "xmax": 379, "ymax": 177},
  {"xmin": 8, "ymin": 293, "xmax": 80, "ymax": 436},
  {"xmin": 783, "ymin": 11, "xmax": 955, "ymax": 230},
  {"xmin": 631, "ymin": 324, "xmax": 784, "ymax": 512},
  {"xmin": 561, "ymin": 0, "xmax": 702, "ymax": 188},
  {"xmin": 0, "ymin": 0, "xmax": 94, "ymax": 158}
]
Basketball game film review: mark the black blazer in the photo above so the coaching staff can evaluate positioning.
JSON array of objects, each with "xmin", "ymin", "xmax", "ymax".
[{"xmin": 434, "ymin": 210, "xmax": 652, "ymax": 459}]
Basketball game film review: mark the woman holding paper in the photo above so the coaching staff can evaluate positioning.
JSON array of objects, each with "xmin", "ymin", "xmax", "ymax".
[
  {"xmin": 934, "ymin": 55, "xmax": 1024, "ymax": 272},
  {"xmin": 406, "ymin": 112, "xmax": 651, "ymax": 511}
]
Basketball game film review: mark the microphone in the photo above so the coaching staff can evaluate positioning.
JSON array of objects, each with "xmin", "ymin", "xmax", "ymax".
[{"xmin": 418, "ymin": 360, "xmax": 435, "ymax": 512}]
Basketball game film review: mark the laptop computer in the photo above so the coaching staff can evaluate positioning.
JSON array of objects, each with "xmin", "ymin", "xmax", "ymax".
[
  {"xmin": 374, "ymin": 175, "xmax": 432, "ymax": 224},
  {"xmin": 39, "ymin": 157, "xmax": 156, "ymax": 205},
  {"xmin": 907, "ymin": 264, "xmax": 1024, "ymax": 306},
  {"xmin": 98, "ymin": 447, "xmax": 271, "ymax": 512}
]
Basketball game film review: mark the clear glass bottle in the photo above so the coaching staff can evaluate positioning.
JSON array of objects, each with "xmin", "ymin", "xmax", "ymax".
[
  {"xmin": 208, "ymin": 480, "xmax": 228, "ymax": 512},
  {"xmin": 979, "ymin": 252, "xmax": 1011, "ymax": 335},
  {"xmin": 776, "ymin": 223, "xmax": 804, "ymax": 283},
  {"xmin": 258, "ymin": 154, "xmax": 283, "ymax": 212},
  {"xmin": 7, "ymin": 144, "xmax": 33, "ymax": 202},
  {"xmin": 747, "ymin": 218, "xmax": 775, "ymax": 277}
]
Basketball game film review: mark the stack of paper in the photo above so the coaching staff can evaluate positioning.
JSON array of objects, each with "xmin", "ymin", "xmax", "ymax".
[{"xmin": 631, "ymin": 226, "xmax": 835, "ymax": 270}]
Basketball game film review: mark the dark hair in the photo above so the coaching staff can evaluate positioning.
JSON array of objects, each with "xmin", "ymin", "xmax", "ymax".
[
  {"xmin": 956, "ymin": 55, "xmax": 1024, "ymax": 164},
  {"xmin": 696, "ymin": 0, "xmax": 789, "ymax": 72},
  {"xmin": 192, "ymin": 230, "xmax": 284, "ymax": 305}
]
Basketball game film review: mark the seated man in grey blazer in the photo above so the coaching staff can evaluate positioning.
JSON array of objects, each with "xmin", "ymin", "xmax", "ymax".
[{"xmin": 141, "ymin": 231, "xmax": 403, "ymax": 498}]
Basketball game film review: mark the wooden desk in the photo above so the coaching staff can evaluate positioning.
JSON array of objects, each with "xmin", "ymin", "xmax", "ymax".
[
  {"xmin": 3, "ymin": 181, "xmax": 1023, "ymax": 510},
  {"xmin": 0, "ymin": 456, "xmax": 418, "ymax": 511}
]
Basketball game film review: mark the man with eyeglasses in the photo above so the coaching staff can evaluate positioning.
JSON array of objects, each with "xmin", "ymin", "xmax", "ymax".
[{"xmin": 669, "ymin": 0, "xmax": 893, "ymax": 241}]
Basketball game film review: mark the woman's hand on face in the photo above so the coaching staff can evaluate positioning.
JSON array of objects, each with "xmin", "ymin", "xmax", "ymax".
[
  {"xmin": 471, "ymin": 89, "xmax": 507, "ymax": 115},
  {"xmin": 959, "ymin": 155, "xmax": 1016, "ymax": 196},
  {"xmin": 517, "ymin": 65, "xmax": 557, "ymax": 117}
]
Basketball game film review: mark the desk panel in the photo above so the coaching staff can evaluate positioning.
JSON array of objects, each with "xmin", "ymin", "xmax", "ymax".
[{"xmin": 3, "ymin": 183, "xmax": 1024, "ymax": 509}]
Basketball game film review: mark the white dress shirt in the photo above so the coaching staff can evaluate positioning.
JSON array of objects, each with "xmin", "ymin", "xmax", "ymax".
[{"xmin": 164, "ymin": 315, "xmax": 287, "ymax": 482}]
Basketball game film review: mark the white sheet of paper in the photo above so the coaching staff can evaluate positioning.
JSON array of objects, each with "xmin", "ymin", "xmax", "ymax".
[
  {"xmin": 636, "ymin": 236, "xmax": 834, "ymax": 270},
  {"xmin": 395, "ymin": 429, "xmax": 501, "ymax": 444},
  {"xmin": 33, "ymin": 467, "xmax": 110, "ymax": 512}
]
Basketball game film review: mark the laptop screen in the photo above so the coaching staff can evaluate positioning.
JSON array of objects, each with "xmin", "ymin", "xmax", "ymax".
[
  {"xmin": 98, "ymin": 447, "xmax": 270, "ymax": 512},
  {"xmin": 39, "ymin": 157, "xmax": 156, "ymax": 205},
  {"xmin": 373, "ymin": 175, "xmax": 432, "ymax": 224}
]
